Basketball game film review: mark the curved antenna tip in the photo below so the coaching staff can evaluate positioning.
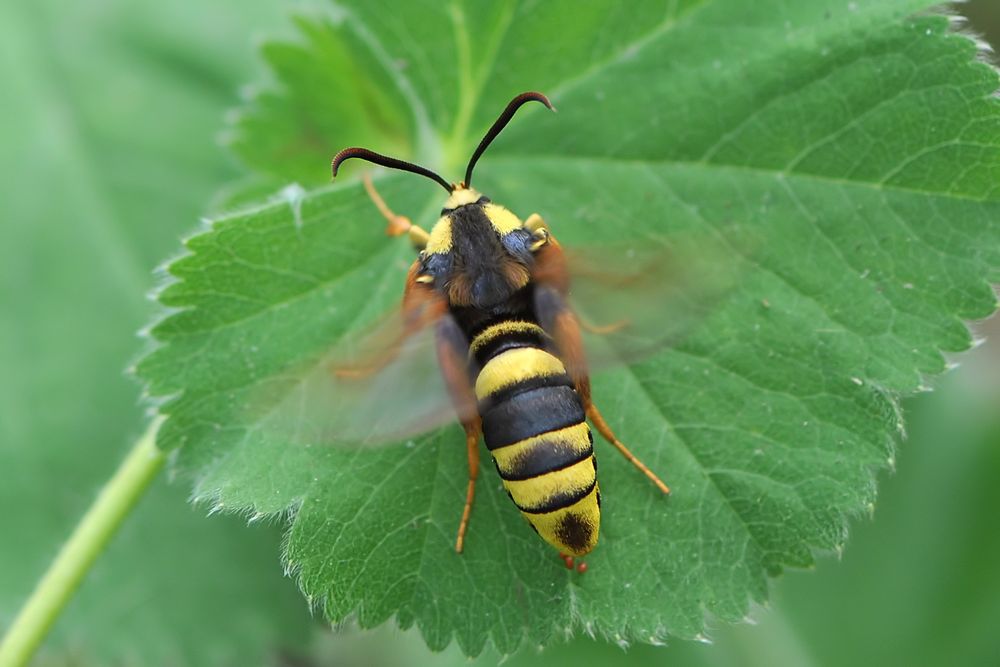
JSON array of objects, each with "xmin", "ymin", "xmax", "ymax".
[
  {"xmin": 329, "ymin": 146, "xmax": 452, "ymax": 193},
  {"xmin": 518, "ymin": 91, "xmax": 556, "ymax": 113},
  {"xmin": 464, "ymin": 91, "xmax": 556, "ymax": 187},
  {"xmin": 533, "ymin": 92, "xmax": 556, "ymax": 111}
]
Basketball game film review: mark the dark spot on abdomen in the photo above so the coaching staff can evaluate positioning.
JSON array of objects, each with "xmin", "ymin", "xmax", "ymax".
[{"xmin": 556, "ymin": 513, "xmax": 594, "ymax": 553}]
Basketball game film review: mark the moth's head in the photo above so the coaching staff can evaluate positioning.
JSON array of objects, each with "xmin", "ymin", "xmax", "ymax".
[
  {"xmin": 428, "ymin": 187, "xmax": 534, "ymax": 308},
  {"xmin": 441, "ymin": 185, "xmax": 485, "ymax": 212},
  {"xmin": 330, "ymin": 91, "xmax": 554, "ymax": 209},
  {"xmin": 331, "ymin": 92, "xmax": 553, "ymax": 308}
]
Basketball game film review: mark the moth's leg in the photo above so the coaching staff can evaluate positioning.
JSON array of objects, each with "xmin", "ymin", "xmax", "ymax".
[
  {"xmin": 363, "ymin": 172, "xmax": 430, "ymax": 248},
  {"xmin": 534, "ymin": 283, "xmax": 670, "ymax": 496},
  {"xmin": 525, "ymin": 214, "xmax": 570, "ymax": 295},
  {"xmin": 533, "ymin": 283, "xmax": 589, "ymax": 396},
  {"xmin": 524, "ymin": 213, "xmax": 548, "ymax": 237},
  {"xmin": 526, "ymin": 214, "xmax": 627, "ymax": 334},
  {"xmin": 455, "ymin": 420, "xmax": 481, "ymax": 554},
  {"xmin": 578, "ymin": 318, "xmax": 628, "ymax": 336},
  {"xmin": 586, "ymin": 402, "xmax": 669, "ymax": 495},
  {"xmin": 435, "ymin": 314, "xmax": 482, "ymax": 553}
]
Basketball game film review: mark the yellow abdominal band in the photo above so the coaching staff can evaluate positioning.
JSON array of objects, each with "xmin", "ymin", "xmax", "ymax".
[{"xmin": 475, "ymin": 347, "xmax": 566, "ymax": 399}]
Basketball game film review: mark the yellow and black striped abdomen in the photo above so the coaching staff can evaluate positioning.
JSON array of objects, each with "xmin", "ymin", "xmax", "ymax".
[{"xmin": 471, "ymin": 321, "xmax": 600, "ymax": 556}]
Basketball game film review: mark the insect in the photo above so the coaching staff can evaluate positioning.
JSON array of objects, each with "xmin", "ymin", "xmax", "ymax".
[{"xmin": 320, "ymin": 92, "xmax": 672, "ymax": 565}]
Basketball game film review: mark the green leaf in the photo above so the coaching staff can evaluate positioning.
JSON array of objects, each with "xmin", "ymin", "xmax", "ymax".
[
  {"xmin": 139, "ymin": 0, "xmax": 1000, "ymax": 657},
  {"xmin": 773, "ymin": 357, "xmax": 1000, "ymax": 667},
  {"xmin": 212, "ymin": 332, "xmax": 1000, "ymax": 666},
  {"xmin": 0, "ymin": 1, "xmax": 316, "ymax": 664}
]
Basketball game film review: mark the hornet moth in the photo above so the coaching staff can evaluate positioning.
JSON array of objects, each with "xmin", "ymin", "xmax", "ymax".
[{"xmin": 322, "ymin": 92, "xmax": 671, "ymax": 568}]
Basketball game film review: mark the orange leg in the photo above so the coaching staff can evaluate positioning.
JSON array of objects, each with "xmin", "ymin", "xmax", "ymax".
[
  {"xmin": 363, "ymin": 173, "xmax": 430, "ymax": 247},
  {"xmin": 455, "ymin": 420, "xmax": 481, "ymax": 553},
  {"xmin": 579, "ymin": 317, "xmax": 628, "ymax": 336},
  {"xmin": 534, "ymin": 283, "xmax": 670, "ymax": 497},
  {"xmin": 586, "ymin": 403, "xmax": 670, "ymax": 495},
  {"xmin": 434, "ymin": 314, "xmax": 483, "ymax": 553}
]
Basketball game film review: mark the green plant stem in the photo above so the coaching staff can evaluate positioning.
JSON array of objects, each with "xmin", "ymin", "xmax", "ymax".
[{"xmin": 0, "ymin": 418, "xmax": 166, "ymax": 667}]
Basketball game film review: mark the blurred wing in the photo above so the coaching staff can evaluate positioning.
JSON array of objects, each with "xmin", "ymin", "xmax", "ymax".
[
  {"xmin": 247, "ymin": 309, "xmax": 463, "ymax": 447},
  {"xmin": 563, "ymin": 233, "xmax": 739, "ymax": 369}
]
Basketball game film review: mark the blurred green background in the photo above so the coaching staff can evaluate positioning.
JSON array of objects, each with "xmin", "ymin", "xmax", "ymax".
[{"xmin": 1, "ymin": 1, "xmax": 998, "ymax": 666}]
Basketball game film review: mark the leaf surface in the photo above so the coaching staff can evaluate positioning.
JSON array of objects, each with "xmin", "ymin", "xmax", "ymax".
[
  {"xmin": 0, "ymin": 1, "xmax": 315, "ymax": 664},
  {"xmin": 140, "ymin": 0, "xmax": 1000, "ymax": 655}
]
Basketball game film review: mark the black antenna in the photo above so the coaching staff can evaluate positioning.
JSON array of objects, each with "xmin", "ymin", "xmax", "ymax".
[
  {"xmin": 331, "ymin": 147, "xmax": 453, "ymax": 193},
  {"xmin": 464, "ymin": 91, "xmax": 554, "ymax": 188}
]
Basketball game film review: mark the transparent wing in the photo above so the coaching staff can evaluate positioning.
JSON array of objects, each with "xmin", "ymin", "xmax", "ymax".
[
  {"xmin": 246, "ymin": 309, "xmax": 465, "ymax": 448},
  {"xmin": 247, "ymin": 232, "xmax": 738, "ymax": 447},
  {"xmin": 562, "ymin": 232, "xmax": 741, "ymax": 369}
]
